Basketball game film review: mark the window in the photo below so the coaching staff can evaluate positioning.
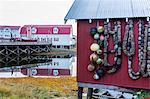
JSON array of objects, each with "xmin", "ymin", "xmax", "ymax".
[
  {"xmin": 54, "ymin": 38, "xmax": 59, "ymax": 41},
  {"xmin": 53, "ymin": 27, "xmax": 59, "ymax": 34}
]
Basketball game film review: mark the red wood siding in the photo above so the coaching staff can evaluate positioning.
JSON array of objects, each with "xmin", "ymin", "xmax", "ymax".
[{"xmin": 77, "ymin": 19, "xmax": 150, "ymax": 89}]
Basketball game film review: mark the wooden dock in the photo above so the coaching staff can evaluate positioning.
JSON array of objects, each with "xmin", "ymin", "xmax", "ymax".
[
  {"xmin": 0, "ymin": 42, "xmax": 52, "ymax": 57},
  {"xmin": 0, "ymin": 42, "xmax": 51, "ymax": 46},
  {"xmin": 0, "ymin": 55, "xmax": 52, "ymax": 67},
  {"xmin": 0, "ymin": 54, "xmax": 74, "ymax": 67}
]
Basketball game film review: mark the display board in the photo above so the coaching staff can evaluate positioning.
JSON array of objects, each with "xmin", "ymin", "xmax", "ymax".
[{"xmin": 77, "ymin": 19, "xmax": 150, "ymax": 89}]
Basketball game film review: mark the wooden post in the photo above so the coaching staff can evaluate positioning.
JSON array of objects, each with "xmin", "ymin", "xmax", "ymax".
[
  {"xmin": 78, "ymin": 87, "xmax": 83, "ymax": 99},
  {"xmin": 87, "ymin": 88, "xmax": 93, "ymax": 99},
  {"xmin": 17, "ymin": 46, "xmax": 19, "ymax": 56},
  {"xmin": 27, "ymin": 46, "xmax": 31, "ymax": 55},
  {"xmin": 17, "ymin": 56, "xmax": 20, "ymax": 65},
  {"xmin": 5, "ymin": 46, "xmax": 8, "ymax": 55},
  {"xmin": 37, "ymin": 46, "xmax": 41, "ymax": 53}
]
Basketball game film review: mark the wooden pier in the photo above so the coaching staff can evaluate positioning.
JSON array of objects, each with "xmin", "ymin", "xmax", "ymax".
[
  {"xmin": 0, "ymin": 53, "xmax": 74, "ymax": 67},
  {"xmin": 0, "ymin": 42, "xmax": 52, "ymax": 57},
  {"xmin": 0, "ymin": 55, "xmax": 52, "ymax": 67},
  {"xmin": 0, "ymin": 42, "xmax": 51, "ymax": 46}
]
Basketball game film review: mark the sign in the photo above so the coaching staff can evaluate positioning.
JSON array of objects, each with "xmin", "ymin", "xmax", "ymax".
[
  {"xmin": 53, "ymin": 27, "xmax": 59, "ymax": 34},
  {"xmin": 31, "ymin": 27, "xmax": 37, "ymax": 33},
  {"xmin": 53, "ymin": 70, "xmax": 59, "ymax": 76}
]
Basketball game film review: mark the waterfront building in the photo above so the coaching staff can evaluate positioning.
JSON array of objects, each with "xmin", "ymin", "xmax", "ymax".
[
  {"xmin": 20, "ymin": 25, "xmax": 76, "ymax": 49},
  {"xmin": 0, "ymin": 26, "xmax": 20, "ymax": 42}
]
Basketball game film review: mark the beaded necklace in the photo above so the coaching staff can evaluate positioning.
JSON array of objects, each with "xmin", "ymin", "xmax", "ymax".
[
  {"xmin": 103, "ymin": 21, "xmax": 109, "ymax": 67},
  {"xmin": 123, "ymin": 20, "xmax": 140, "ymax": 80},
  {"xmin": 138, "ymin": 20, "xmax": 144, "ymax": 71},
  {"xmin": 123, "ymin": 20, "xmax": 135, "ymax": 56},
  {"xmin": 146, "ymin": 21, "xmax": 150, "ymax": 77},
  {"xmin": 103, "ymin": 21, "xmax": 122, "ymax": 73},
  {"xmin": 139, "ymin": 20, "xmax": 149, "ymax": 77}
]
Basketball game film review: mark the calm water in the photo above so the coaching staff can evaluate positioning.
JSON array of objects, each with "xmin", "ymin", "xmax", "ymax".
[{"xmin": 0, "ymin": 54, "xmax": 76, "ymax": 78}]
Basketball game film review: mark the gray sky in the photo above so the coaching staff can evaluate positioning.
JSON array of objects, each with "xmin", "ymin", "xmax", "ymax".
[{"xmin": 0, "ymin": 0, "xmax": 77, "ymax": 34}]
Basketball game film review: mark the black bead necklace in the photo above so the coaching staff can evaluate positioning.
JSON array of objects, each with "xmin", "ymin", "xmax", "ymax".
[
  {"xmin": 138, "ymin": 20, "xmax": 149, "ymax": 77},
  {"xmin": 146, "ymin": 20, "xmax": 150, "ymax": 77},
  {"xmin": 103, "ymin": 21, "xmax": 122, "ymax": 73},
  {"xmin": 123, "ymin": 20, "xmax": 140, "ymax": 80},
  {"xmin": 103, "ymin": 21, "xmax": 109, "ymax": 67}
]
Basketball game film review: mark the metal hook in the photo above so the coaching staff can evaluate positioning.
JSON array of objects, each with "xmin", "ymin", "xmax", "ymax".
[
  {"xmin": 89, "ymin": 19, "xmax": 92, "ymax": 24},
  {"xmin": 147, "ymin": 17, "xmax": 149, "ymax": 21},
  {"xmin": 107, "ymin": 18, "xmax": 109, "ymax": 22},
  {"xmin": 126, "ymin": 18, "xmax": 128, "ymax": 22}
]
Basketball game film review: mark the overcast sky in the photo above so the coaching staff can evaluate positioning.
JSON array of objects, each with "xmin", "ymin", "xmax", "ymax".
[{"xmin": 0, "ymin": 0, "xmax": 77, "ymax": 34}]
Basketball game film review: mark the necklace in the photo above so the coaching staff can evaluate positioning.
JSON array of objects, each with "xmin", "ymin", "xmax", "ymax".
[
  {"xmin": 136, "ymin": 19, "xmax": 150, "ymax": 78},
  {"xmin": 123, "ymin": 20, "xmax": 135, "ymax": 56},
  {"xmin": 146, "ymin": 20, "xmax": 150, "ymax": 77},
  {"xmin": 103, "ymin": 21, "xmax": 122, "ymax": 73},
  {"xmin": 103, "ymin": 21, "xmax": 109, "ymax": 67},
  {"xmin": 139, "ymin": 20, "xmax": 149, "ymax": 77},
  {"xmin": 123, "ymin": 20, "xmax": 140, "ymax": 80}
]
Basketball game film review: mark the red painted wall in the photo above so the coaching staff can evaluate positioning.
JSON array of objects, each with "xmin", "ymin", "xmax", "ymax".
[{"xmin": 77, "ymin": 19, "xmax": 150, "ymax": 89}]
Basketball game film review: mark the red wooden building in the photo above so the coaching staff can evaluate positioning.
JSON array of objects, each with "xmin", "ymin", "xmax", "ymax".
[
  {"xmin": 65, "ymin": 0, "xmax": 150, "ymax": 98},
  {"xmin": 0, "ymin": 25, "xmax": 76, "ymax": 49},
  {"xmin": 20, "ymin": 25, "xmax": 76, "ymax": 49},
  {"xmin": 21, "ymin": 57, "xmax": 75, "ymax": 77}
]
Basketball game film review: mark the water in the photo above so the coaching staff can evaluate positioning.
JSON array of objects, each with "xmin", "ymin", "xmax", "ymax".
[{"xmin": 0, "ymin": 54, "xmax": 76, "ymax": 78}]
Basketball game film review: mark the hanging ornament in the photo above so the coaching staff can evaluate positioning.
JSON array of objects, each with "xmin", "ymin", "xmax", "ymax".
[
  {"xmin": 103, "ymin": 21, "xmax": 109, "ymax": 67},
  {"xmin": 89, "ymin": 20, "xmax": 122, "ymax": 80},
  {"xmin": 96, "ymin": 58, "xmax": 103, "ymax": 65},
  {"xmin": 146, "ymin": 20, "xmax": 150, "ymax": 77},
  {"xmin": 147, "ymin": 65, "xmax": 150, "ymax": 76},
  {"xmin": 97, "ymin": 26, "xmax": 104, "ymax": 33},
  {"xmin": 90, "ymin": 28, "xmax": 97, "ymax": 35},
  {"xmin": 90, "ymin": 53, "xmax": 98, "ymax": 62},
  {"xmin": 96, "ymin": 69, "xmax": 105, "ymax": 77},
  {"xmin": 93, "ymin": 69, "xmax": 105, "ymax": 80},
  {"xmin": 103, "ymin": 21, "xmax": 122, "ymax": 73},
  {"xmin": 88, "ymin": 23, "xmax": 104, "ymax": 80},
  {"xmin": 93, "ymin": 73, "xmax": 100, "ymax": 80},
  {"xmin": 100, "ymin": 35, "xmax": 105, "ymax": 41},
  {"xmin": 96, "ymin": 49, "xmax": 102, "ymax": 55},
  {"xmin": 94, "ymin": 33, "xmax": 100, "ymax": 40},
  {"xmin": 90, "ymin": 43, "xmax": 100, "ymax": 51},
  {"xmin": 138, "ymin": 20, "xmax": 148, "ymax": 77},
  {"xmin": 123, "ymin": 20, "xmax": 140, "ymax": 80},
  {"xmin": 87, "ymin": 64, "xmax": 95, "ymax": 72}
]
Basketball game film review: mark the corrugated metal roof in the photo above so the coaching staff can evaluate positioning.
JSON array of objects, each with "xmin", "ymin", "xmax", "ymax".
[{"xmin": 65, "ymin": 0, "xmax": 150, "ymax": 20}]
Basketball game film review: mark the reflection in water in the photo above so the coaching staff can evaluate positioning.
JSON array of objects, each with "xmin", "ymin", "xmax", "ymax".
[
  {"xmin": 0, "ymin": 55, "xmax": 52, "ymax": 67},
  {"xmin": 0, "ymin": 54, "xmax": 76, "ymax": 78}
]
